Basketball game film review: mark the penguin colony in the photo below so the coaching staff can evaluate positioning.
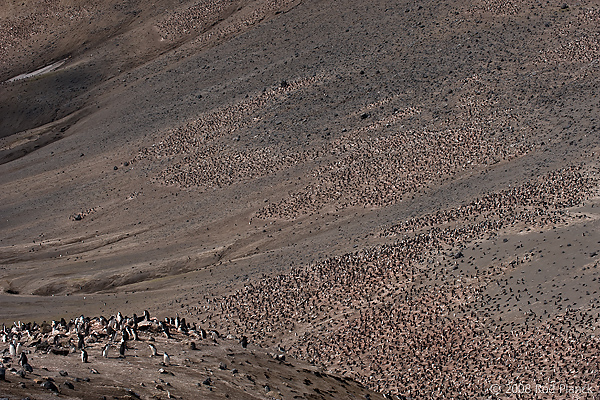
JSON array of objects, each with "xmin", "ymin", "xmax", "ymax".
[{"xmin": 0, "ymin": 311, "xmax": 232, "ymax": 384}]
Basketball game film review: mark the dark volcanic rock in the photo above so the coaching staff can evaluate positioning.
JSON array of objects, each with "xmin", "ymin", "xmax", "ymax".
[{"xmin": 41, "ymin": 380, "xmax": 59, "ymax": 392}]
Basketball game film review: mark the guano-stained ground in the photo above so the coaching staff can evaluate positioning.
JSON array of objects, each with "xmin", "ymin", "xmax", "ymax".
[{"xmin": 1, "ymin": 0, "xmax": 599, "ymax": 398}]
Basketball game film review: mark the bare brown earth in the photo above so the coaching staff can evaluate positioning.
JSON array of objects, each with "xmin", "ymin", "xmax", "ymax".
[{"xmin": 1, "ymin": 0, "xmax": 600, "ymax": 398}]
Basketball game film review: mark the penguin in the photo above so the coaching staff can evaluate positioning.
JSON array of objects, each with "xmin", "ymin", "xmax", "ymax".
[
  {"xmin": 77, "ymin": 332, "xmax": 85, "ymax": 349},
  {"xmin": 149, "ymin": 343, "xmax": 158, "ymax": 357},
  {"xmin": 160, "ymin": 322, "xmax": 171, "ymax": 339},
  {"xmin": 119, "ymin": 339, "xmax": 126, "ymax": 358},
  {"xmin": 163, "ymin": 352, "xmax": 170, "ymax": 366},
  {"xmin": 18, "ymin": 352, "xmax": 27, "ymax": 367},
  {"xmin": 125, "ymin": 326, "xmax": 138, "ymax": 341},
  {"xmin": 81, "ymin": 349, "xmax": 88, "ymax": 363},
  {"xmin": 9, "ymin": 342, "xmax": 16, "ymax": 357},
  {"xmin": 83, "ymin": 319, "xmax": 91, "ymax": 336},
  {"xmin": 106, "ymin": 323, "xmax": 115, "ymax": 338},
  {"xmin": 143, "ymin": 310, "xmax": 150, "ymax": 321},
  {"xmin": 240, "ymin": 336, "xmax": 248, "ymax": 349},
  {"xmin": 102, "ymin": 343, "xmax": 110, "ymax": 358}
]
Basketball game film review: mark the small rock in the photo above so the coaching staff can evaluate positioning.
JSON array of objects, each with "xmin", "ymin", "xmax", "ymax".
[
  {"xmin": 218, "ymin": 362, "xmax": 227, "ymax": 370},
  {"xmin": 202, "ymin": 377, "xmax": 212, "ymax": 385},
  {"xmin": 63, "ymin": 381, "xmax": 74, "ymax": 389},
  {"xmin": 40, "ymin": 381, "xmax": 59, "ymax": 392},
  {"xmin": 126, "ymin": 389, "xmax": 141, "ymax": 399},
  {"xmin": 59, "ymin": 370, "xmax": 68, "ymax": 377},
  {"xmin": 51, "ymin": 348, "xmax": 69, "ymax": 356}
]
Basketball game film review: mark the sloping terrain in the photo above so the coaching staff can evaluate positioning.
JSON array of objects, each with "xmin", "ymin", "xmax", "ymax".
[
  {"xmin": 1, "ymin": 314, "xmax": 384, "ymax": 400},
  {"xmin": 1, "ymin": 0, "xmax": 599, "ymax": 398}
]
